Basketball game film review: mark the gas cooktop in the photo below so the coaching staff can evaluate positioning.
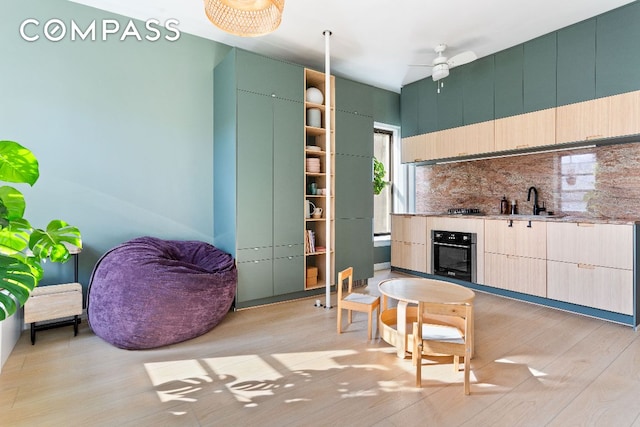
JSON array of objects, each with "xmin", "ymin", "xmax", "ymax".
[{"xmin": 447, "ymin": 208, "xmax": 482, "ymax": 215}]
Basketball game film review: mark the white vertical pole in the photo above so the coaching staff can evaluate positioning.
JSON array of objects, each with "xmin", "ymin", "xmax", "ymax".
[{"xmin": 323, "ymin": 30, "xmax": 332, "ymax": 309}]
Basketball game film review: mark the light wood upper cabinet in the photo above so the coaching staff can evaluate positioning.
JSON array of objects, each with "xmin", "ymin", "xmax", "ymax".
[
  {"xmin": 462, "ymin": 120, "xmax": 495, "ymax": 156},
  {"xmin": 494, "ymin": 108, "xmax": 556, "ymax": 151},
  {"xmin": 546, "ymin": 222, "xmax": 633, "ymax": 270},
  {"xmin": 401, "ymin": 134, "xmax": 432, "ymax": 163},
  {"xmin": 556, "ymin": 96, "xmax": 609, "ymax": 144},
  {"xmin": 609, "ymin": 91, "xmax": 640, "ymax": 138}
]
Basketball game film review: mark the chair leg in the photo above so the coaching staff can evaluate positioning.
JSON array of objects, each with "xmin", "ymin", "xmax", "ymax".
[
  {"xmin": 337, "ymin": 307, "xmax": 342, "ymax": 334},
  {"xmin": 454, "ymin": 355, "xmax": 460, "ymax": 372},
  {"xmin": 347, "ymin": 309, "xmax": 352, "ymax": 325},
  {"xmin": 367, "ymin": 310, "xmax": 373, "ymax": 340},
  {"xmin": 464, "ymin": 355, "xmax": 470, "ymax": 395}
]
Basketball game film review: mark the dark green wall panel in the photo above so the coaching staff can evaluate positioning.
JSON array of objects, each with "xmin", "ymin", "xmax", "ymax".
[
  {"xmin": 524, "ymin": 33, "xmax": 557, "ymax": 112},
  {"xmin": 494, "ymin": 45, "xmax": 524, "ymax": 118},
  {"xmin": 557, "ymin": 19, "xmax": 596, "ymax": 105},
  {"xmin": 462, "ymin": 55, "xmax": 495, "ymax": 124},
  {"xmin": 596, "ymin": 2, "xmax": 640, "ymax": 97},
  {"xmin": 401, "ymin": 81, "xmax": 419, "ymax": 136}
]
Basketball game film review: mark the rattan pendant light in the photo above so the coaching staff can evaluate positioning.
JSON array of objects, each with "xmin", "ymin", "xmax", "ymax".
[{"xmin": 204, "ymin": 0, "xmax": 285, "ymax": 37}]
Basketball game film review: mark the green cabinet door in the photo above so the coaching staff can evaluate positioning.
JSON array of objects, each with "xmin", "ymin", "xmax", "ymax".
[
  {"xmin": 237, "ymin": 259, "xmax": 273, "ymax": 303},
  {"xmin": 461, "ymin": 55, "xmax": 495, "ymax": 124},
  {"xmin": 236, "ymin": 49, "xmax": 303, "ymax": 101},
  {"xmin": 436, "ymin": 70, "xmax": 464, "ymax": 130},
  {"xmin": 335, "ymin": 77, "xmax": 374, "ymax": 117},
  {"xmin": 557, "ymin": 19, "xmax": 596, "ymax": 106},
  {"xmin": 273, "ymin": 97, "xmax": 304, "ymax": 246},
  {"xmin": 417, "ymin": 78, "xmax": 438, "ymax": 133},
  {"xmin": 335, "ymin": 218, "xmax": 373, "ymax": 281},
  {"xmin": 236, "ymin": 91, "xmax": 274, "ymax": 249},
  {"xmin": 494, "ymin": 45, "xmax": 524, "ymax": 119},
  {"xmin": 335, "ymin": 153, "xmax": 374, "ymax": 219},
  {"xmin": 524, "ymin": 33, "xmax": 557, "ymax": 112},
  {"xmin": 273, "ymin": 255, "xmax": 304, "ymax": 295},
  {"xmin": 401, "ymin": 81, "xmax": 419, "ymax": 137},
  {"xmin": 335, "ymin": 110, "xmax": 373, "ymax": 157},
  {"xmin": 596, "ymin": 2, "xmax": 640, "ymax": 97}
]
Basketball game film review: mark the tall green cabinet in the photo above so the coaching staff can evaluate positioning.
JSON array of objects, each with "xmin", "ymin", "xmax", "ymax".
[
  {"xmin": 214, "ymin": 48, "xmax": 305, "ymax": 308},
  {"xmin": 334, "ymin": 77, "xmax": 374, "ymax": 282}
]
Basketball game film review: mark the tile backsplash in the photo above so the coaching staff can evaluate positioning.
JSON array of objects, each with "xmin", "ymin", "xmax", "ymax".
[{"xmin": 415, "ymin": 141, "xmax": 640, "ymax": 219}]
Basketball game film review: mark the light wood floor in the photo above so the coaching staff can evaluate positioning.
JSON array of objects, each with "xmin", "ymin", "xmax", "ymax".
[{"xmin": 2, "ymin": 269, "xmax": 640, "ymax": 427}]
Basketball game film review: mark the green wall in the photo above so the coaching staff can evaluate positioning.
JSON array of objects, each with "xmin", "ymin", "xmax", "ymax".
[{"xmin": 1, "ymin": 0, "xmax": 230, "ymax": 287}]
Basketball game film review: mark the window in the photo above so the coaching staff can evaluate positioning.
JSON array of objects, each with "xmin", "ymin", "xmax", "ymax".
[{"xmin": 374, "ymin": 129, "xmax": 392, "ymax": 235}]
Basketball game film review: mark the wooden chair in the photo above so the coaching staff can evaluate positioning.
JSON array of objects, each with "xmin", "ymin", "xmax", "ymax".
[
  {"xmin": 412, "ymin": 301, "xmax": 474, "ymax": 395},
  {"xmin": 336, "ymin": 267, "xmax": 380, "ymax": 340}
]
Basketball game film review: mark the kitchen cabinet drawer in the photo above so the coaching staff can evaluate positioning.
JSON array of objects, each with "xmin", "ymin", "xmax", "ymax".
[
  {"xmin": 236, "ymin": 258, "xmax": 273, "ymax": 302},
  {"xmin": 391, "ymin": 215, "xmax": 427, "ymax": 245},
  {"xmin": 546, "ymin": 222, "xmax": 633, "ymax": 270},
  {"xmin": 273, "ymin": 255, "xmax": 304, "ymax": 295},
  {"xmin": 484, "ymin": 252, "xmax": 546, "ymax": 297},
  {"xmin": 237, "ymin": 246, "xmax": 273, "ymax": 262},
  {"xmin": 274, "ymin": 244, "xmax": 304, "ymax": 259},
  {"xmin": 485, "ymin": 219, "xmax": 546, "ymax": 259},
  {"xmin": 547, "ymin": 260, "xmax": 633, "ymax": 315},
  {"xmin": 609, "ymin": 91, "xmax": 640, "ymax": 138},
  {"xmin": 391, "ymin": 241, "xmax": 426, "ymax": 273}
]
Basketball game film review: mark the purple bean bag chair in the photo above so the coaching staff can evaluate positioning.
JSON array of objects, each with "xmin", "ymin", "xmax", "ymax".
[{"xmin": 87, "ymin": 237, "xmax": 237, "ymax": 350}]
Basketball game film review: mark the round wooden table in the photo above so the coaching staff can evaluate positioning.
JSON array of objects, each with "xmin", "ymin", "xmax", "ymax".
[{"xmin": 378, "ymin": 277, "xmax": 475, "ymax": 358}]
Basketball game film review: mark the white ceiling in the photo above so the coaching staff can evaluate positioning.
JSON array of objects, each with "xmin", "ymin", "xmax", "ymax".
[{"xmin": 69, "ymin": 0, "xmax": 635, "ymax": 93}]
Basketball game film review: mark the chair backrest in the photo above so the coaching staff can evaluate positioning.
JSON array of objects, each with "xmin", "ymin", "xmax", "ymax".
[
  {"xmin": 337, "ymin": 267, "xmax": 354, "ymax": 302},
  {"xmin": 417, "ymin": 301, "xmax": 472, "ymax": 356}
]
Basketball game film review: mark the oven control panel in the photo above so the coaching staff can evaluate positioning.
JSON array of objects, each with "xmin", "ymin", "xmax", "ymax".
[{"xmin": 433, "ymin": 230, "xmax": 476, "ymax": 245}]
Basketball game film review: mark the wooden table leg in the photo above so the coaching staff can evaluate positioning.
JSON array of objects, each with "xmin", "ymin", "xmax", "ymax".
[{"xmin": 396, "ymin": 300, "xmax": 409, "ymax": 358}]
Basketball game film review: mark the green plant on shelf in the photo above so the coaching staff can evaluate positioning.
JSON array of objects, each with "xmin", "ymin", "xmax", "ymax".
[{"xmin": 0, "ymin": 140, "xmax": 82, "ymax": 320}]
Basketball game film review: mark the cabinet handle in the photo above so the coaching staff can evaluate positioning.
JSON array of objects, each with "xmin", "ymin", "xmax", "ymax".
[
  {"xmin": 507, "ymin": 255, "xmax": 518, "ymax": 260},
  {"xmin": 516, "ymin": 144, "xmax": 529, "ymax": 149},
  {"xmin": 507, "ymin": 220, "xmax": 513, "ymax": 227},
  {"xmin": 577, "ymin": 222, "xmax": 595, "ymax": 227},
  {"xmin": 271, "ymin": 93, "xmax": 276, "ymax": 98},
  {"xmin": 414, "ymin": 158, "xmax": 424, "ymax": 162},
  {"xmin": 586, "ymin": 135, "xmax": 603, "ymax": 140},
  {"xmin": 253, "ymin": 247, "xmax": 260, "ymax": 250},
  {"xmin": 254, "ymin": 260, "xmax": 260, "ymax": 264},
  {"xmin": 577, "ymin": 263, "xmax": 596, "ymax": 270},
  {"xmin": 288, "ymin": 256, "xmax": 293, "ymax": 260},
  {"xmin": 457, "ymin": 152, "xmax": 468, "ymax": 156},
  {"xmin": 527, "ymin": 221, "xmax": 532, "ymax": 228}
]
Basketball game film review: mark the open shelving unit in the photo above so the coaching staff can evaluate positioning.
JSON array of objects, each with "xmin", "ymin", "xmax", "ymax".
[{"xmin": 304, "ymin": 68, "xmax": 335, "ymax": 290}]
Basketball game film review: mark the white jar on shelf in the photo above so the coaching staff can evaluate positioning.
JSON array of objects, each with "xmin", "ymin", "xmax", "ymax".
[{"xmin": 307, "ymin": 108, "xmax": 322, "ymax": 128}]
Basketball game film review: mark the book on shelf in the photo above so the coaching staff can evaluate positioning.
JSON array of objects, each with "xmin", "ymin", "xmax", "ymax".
[{"xmin": 305, "ymin": 229, "xmax": 316, "ymax": 254}]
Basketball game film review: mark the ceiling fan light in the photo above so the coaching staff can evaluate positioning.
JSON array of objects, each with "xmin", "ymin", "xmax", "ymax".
[
  {"xmin": 432, "ymin": 63, "xmax": 449, "ymax": 82},
  {"xmin": 204, "ymin": 0, "xmax": 285, "ymax": 37}
]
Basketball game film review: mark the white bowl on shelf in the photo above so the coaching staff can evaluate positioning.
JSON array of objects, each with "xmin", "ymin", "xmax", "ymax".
[{"xmin": 306, "ymin": 87, "xmax": 324, "ymax": 104}]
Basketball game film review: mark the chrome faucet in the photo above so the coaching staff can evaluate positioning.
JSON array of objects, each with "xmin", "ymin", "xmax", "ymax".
[{"xmin": 526, "ymin": 186, "xmax": 546, "ymax": 215}]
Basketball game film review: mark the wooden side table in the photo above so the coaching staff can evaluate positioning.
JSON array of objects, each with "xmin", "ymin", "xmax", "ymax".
[{"xmin": 23, "ymin": 247, "xmax": 83, "ymax": 344}]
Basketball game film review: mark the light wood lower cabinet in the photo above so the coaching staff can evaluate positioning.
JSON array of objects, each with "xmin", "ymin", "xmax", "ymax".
[
  {"xmin": 485, "ymin": 253, "xmax": 547, "ymax": 297},
  {"xmin": 484, "ymin": 219, "xmax": 547, "ymax": 297},
  {"xmin": 391, "ymin": 215, "xmax": 427, "ymax": 272},
  {"xmin": 547, "ymin": 261, "xmax": 633, "ymax": 315}
]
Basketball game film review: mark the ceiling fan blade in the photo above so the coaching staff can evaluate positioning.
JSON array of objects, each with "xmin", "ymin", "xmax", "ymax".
[
  {"xmin": 446, "ymin": 51, "xmax": 477, "ymax": 68},
  {"xmin": 409, "ymin": 64, "xmax": 434, "ymax": 67}
]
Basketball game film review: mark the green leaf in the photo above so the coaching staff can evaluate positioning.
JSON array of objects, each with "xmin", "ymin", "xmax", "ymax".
[
  {"xmin": 0, "ymin": 141, "xmax": 39, "ymax": 186},
  {"xmin": 29, "ymin": 220, "xmax": 82, "ymax": 262},
  {"xmin": 0, "ymin": 255, "xmax": 38, "ymax": 319},
  {"xmin": 0, "ymin": 218, "xmax": 31, "ymax": 255},
  {"xmin": 0, "ymin": 186, "xmax": 25, "ymax": 220}
]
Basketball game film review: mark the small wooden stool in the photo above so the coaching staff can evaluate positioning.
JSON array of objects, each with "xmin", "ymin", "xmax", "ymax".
[{"xmin": 24, "ymin": 283, "xmax": 83, "ymax": 345}]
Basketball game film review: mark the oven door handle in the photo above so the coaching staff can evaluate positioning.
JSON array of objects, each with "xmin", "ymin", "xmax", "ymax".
[{"xmin": 433, "ymin": 242, "xmax": 472, "ymax": 249}]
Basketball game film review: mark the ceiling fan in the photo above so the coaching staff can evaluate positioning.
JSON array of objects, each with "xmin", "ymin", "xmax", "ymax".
[{"xmin": 412, "ymin": 44, "xmax": 478, "ymax": 92}]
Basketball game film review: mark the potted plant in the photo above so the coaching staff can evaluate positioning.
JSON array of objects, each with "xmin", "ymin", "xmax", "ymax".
[
  {"xmin": 373, "ymin": 157, "xmax": 389, "ymax": 195},
  {"xmin": 0, "ymin": 140, "xmax": 82, "ymax": 321}
]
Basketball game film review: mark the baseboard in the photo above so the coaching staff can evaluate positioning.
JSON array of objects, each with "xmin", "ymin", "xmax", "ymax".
[{"xmin": 374, "ymin": 262, "xmax": 391, "ymax": 271}]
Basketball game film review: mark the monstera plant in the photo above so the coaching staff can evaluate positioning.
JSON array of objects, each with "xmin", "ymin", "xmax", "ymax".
[{"xmin": 0, "ymin": 140, "xmax": 82, "ymax": 321}]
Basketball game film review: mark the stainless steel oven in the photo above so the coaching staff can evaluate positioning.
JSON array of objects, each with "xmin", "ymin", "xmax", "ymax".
[{"xmin": 432, "ymin": 230, "xmax": 476, "ymax": 282}]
